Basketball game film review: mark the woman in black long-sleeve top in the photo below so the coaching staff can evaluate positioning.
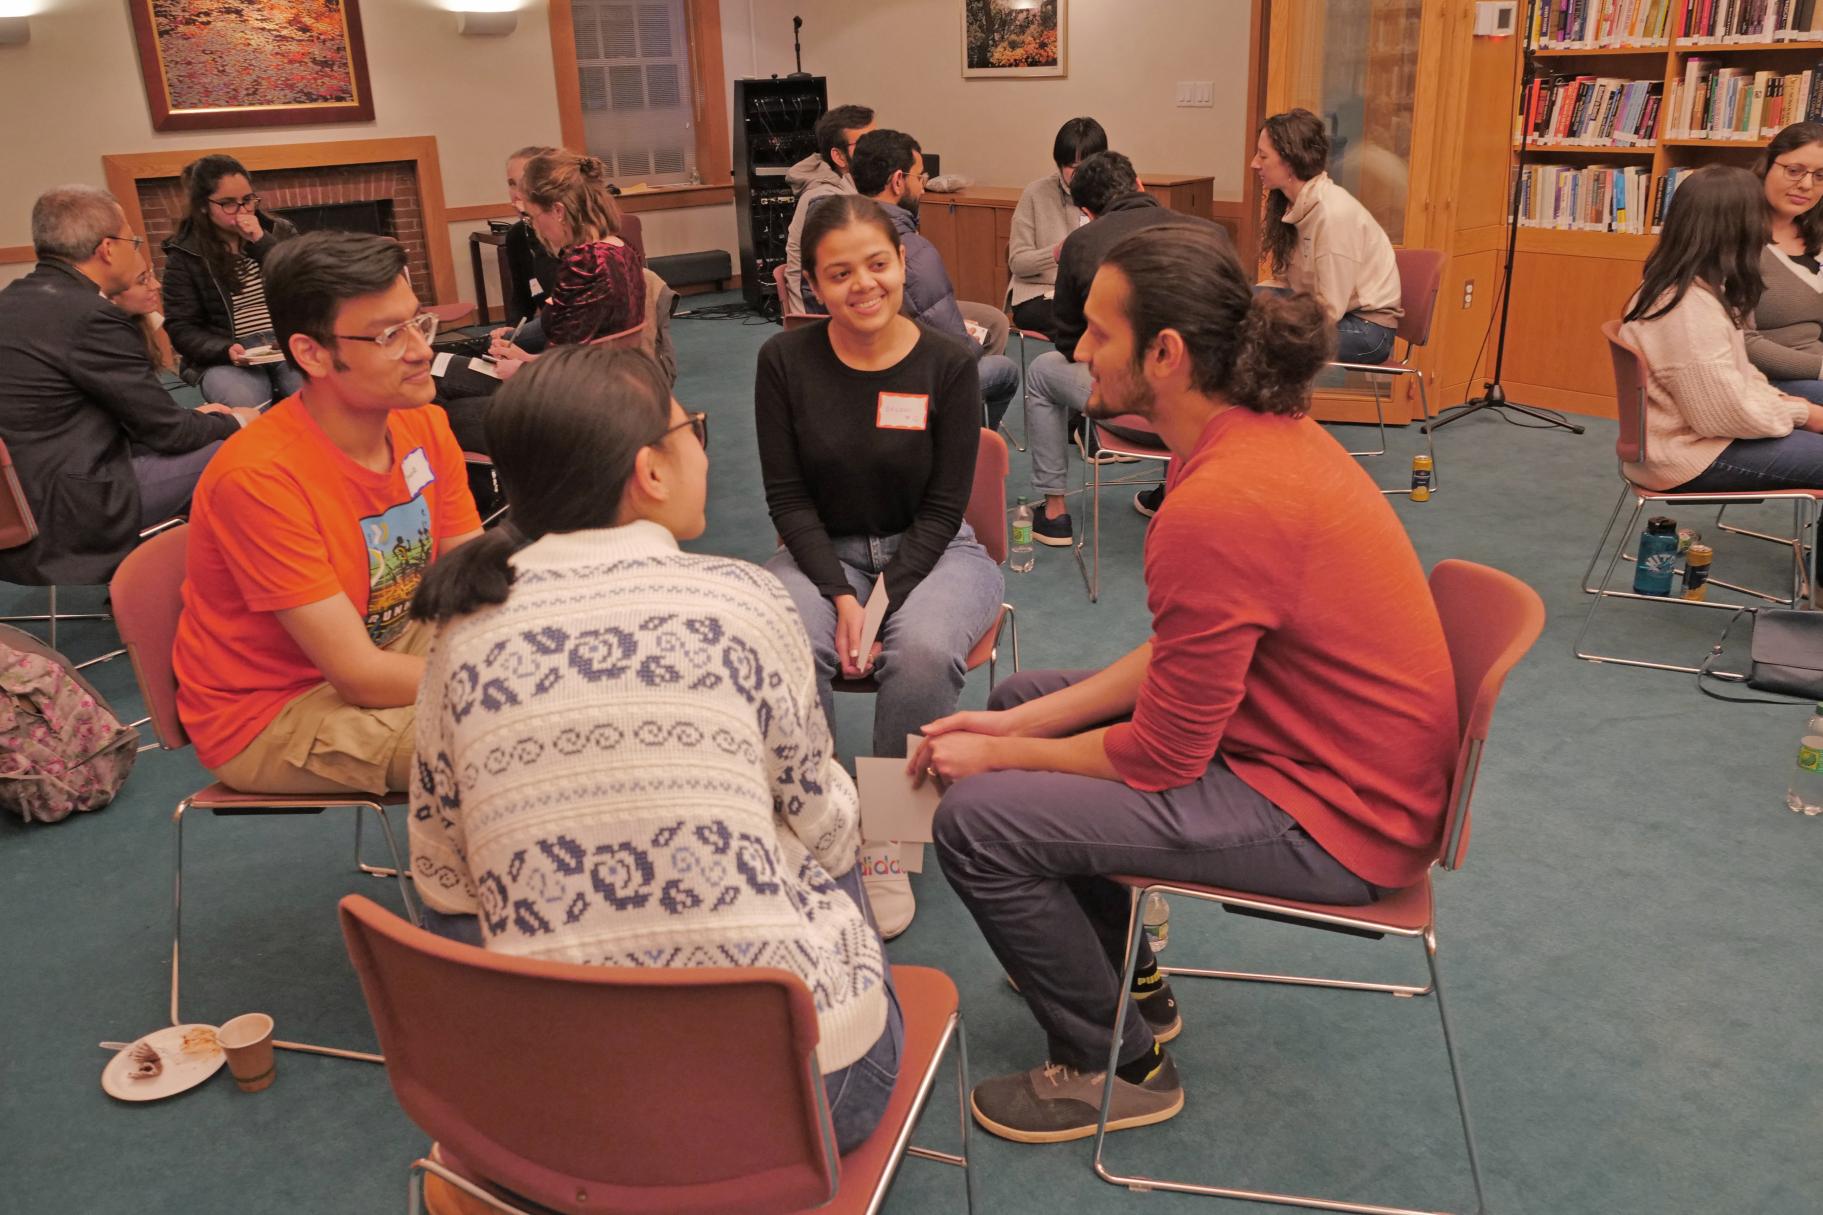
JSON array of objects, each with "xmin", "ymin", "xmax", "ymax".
[
  {"xmin": 756, "ymin": 194, "xmax": 1005, "ymax": 766},
  {"xmin": 160, "ymin": 155, "xmax": 301, "ymax": 407}
]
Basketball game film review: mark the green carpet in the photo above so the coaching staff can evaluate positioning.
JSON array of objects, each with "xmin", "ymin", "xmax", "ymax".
[{"xmin": 3, "ymin": 296, "xmax": 1819, "ymax": 1213}]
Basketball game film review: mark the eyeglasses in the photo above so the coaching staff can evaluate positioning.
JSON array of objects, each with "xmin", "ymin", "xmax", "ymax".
[
  {"xmin": 1773, "ymin": 162, "xmax": 1823, "ymax": 188},
  {"xmin": 100, "ymin": 233, "xmax": 145, "ymax": 251},
  {"xmin": 651, "ymin": 411, "xmax": 708, "ymax": 451},
  {"xmin": 332, "ymin": 312, "xmax": 440, "ymax": 358},
  {"xmin": 209, "ymin": 194, "xmax": 262, "ymax": 214}
]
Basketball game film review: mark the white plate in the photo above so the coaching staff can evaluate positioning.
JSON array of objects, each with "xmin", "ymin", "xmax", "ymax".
[{"xmin": 101, "ymin": 1024, "xmax": 225, "ymax": 1103}]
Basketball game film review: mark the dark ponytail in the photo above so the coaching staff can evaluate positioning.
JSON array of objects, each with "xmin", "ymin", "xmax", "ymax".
[
  {"xmin": 1100, "ymin": 223, "xmax": 1333, "ymax": 417},
  {"xmin": 412, "ymin": 347, "xmax": 672, "ymax": 623}
]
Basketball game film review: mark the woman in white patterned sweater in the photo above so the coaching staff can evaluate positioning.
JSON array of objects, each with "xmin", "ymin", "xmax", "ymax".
[{"xmin": 407, "ymin": 346, "xmax": 900, "ymax": 1153}]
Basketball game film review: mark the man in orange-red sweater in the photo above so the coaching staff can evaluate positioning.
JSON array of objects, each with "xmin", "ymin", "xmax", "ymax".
[{"xmin": 913, "ymin": 224, "xmax": 1458, "ymax": 1145}]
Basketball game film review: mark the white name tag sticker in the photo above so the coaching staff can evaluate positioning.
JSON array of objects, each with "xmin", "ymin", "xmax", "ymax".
[
  {"xmin": 401, "ymin": 447, "xmax": 435, "ymax": 497},
  {"xmin": 528, "ymin": 277, "xmax": 543, "ymax": 297},
  {"xmin": 877, "ymin": 392, "xmax": 930, "ymax": 431}
]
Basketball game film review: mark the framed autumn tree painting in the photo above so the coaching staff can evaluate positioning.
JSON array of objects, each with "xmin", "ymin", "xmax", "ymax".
[
  {"xmin": 127, "ymin": 0, "xmax": 377, "ymax": 131},
  {"xmin": 962, "ymin": 0, "xmax": 1066, "ymax": 79}
]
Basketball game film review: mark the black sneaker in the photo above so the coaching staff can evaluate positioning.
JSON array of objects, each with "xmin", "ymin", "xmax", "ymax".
[
  {"xmin": 970, "ymin": 1055, "xmax": 1184, "ymax": 1143},
  {"xmin": 1033, "ymin": 509, "xmax": 1073, "ymax": 547},
  {"xmin": 1134, "ymin": 485, "xmax": 1165, "ymax": 518}
]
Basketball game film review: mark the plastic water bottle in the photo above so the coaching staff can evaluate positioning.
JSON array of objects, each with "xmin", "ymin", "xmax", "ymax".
[
  {"xmin": 1785, "ymin": 703, "xmax": 1823, "ymax": 815},
  {"xmin": 1010, "ymin": 498, "xmax": 1035, "ymax": 573},
  {"xmin": 1143, "ymin": 893, "xmax": 1170, "ymax": 952}
]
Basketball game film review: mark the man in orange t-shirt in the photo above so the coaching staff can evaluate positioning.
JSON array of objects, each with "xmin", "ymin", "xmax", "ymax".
[
  {"xmin": 912, "ymin": 226, "xmax": 1458, "ymax": 1145},
  {"xmin": 172, "ymin": 232, "xmax": 482, "ymax": 795}
]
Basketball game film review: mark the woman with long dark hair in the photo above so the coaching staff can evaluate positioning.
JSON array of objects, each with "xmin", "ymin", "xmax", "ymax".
[
  {"xmin": 409, "ymin": 345, "xmax": 901, "ymax": 1155},
  {"xmin": 755, "ymin": 193, "xmax": 1005, "ymax": 938},
  {"xmin": 161, "ymin": 154, "xmax": 303, "ymax": 406},
  {"xmin": 1620, "ymin": 164, "xmax": 1823, "ymax": 493},
  {"xmin": 1746, "ymin": 122, "xmax": 1823, "ymax": 403},
  {"xmin": 1253, "ymin": 108, "xmax": 1402, "ymax": 364}
]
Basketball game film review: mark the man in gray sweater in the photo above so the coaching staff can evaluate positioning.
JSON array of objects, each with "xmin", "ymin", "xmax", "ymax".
[{"xmin": 782, "ymin": 103, "xmax": 874, "ymax": 314}]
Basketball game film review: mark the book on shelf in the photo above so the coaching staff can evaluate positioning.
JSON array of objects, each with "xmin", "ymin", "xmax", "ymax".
[
  {"xmin": 1678, "ymin": 0, "xmax": 1823, "ymax": 40},
  {"xmin": 1513, "ymin": 163, "xmax": 1656, "ymax": 232},
  {"xmin": 1518, "ymin": 74, "xmax": 1663, "ymax": 144},
  {"xmin": 1535, "ymin": 0, "xmax": 1676, "ymax": 46},
  {"xmin": 1666, "ymin": 57, "xmax": 1823, "ymax": 134}
]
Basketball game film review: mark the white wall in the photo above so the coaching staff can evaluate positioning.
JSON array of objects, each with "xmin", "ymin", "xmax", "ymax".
[
  {"xmin": 0, "ymin": 0, "xmax": 747, "ymax": 296},
  {"xmin": 731, "ymin": 0, "xmax": 1254, "ymax": 196},
  {"xmin": 0, "ymin": 0, "xmax": 1253, "ymax": 294}
]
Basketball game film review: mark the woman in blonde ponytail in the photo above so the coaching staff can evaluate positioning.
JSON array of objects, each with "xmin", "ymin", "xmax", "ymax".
[{"xmin": 434, "ymin": 148, "xmax": 649, "ymax": 453}]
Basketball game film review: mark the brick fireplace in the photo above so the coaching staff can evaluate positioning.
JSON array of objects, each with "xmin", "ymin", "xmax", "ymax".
[
  {"xmin": 102, "ymin": 137, "xmax": 458, "ymax": 305},
  {"xmin": 135, "ymin": 161, "xmax": 431, "ymax": 298}
]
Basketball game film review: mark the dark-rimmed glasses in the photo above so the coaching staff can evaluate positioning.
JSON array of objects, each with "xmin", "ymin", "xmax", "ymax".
[
  {"xmin": 100, "ymin": 233, "xmax": 145, "ymax": 251},
  {"xmin": 1772, "ymin": 162, "xmax": 1823, "ymax": 188},
  {"xmin": 209, "ymin": 194, "xmax": 262, "ymax": 214},
  {"xmin": 652, "ymin": 411, "xmax": 709, "ymax": 451},
  {"xmin": 332, "ymin": 312, "xmax": 439, "ymax": 359}
]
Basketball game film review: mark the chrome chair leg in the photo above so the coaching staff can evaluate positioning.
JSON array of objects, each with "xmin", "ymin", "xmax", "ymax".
[
  {"xmin": 1580, "ymin": 486, "xmax": 1633, "ymax": 594},
  {"xmin": 354, "ymin": 807, "xmax": 406, "ymax": 882},
  {"xmin": 1344, "ymin": 375, "xmax": 1390, "ymax": 458},
  {"xmin": 368, "ymin": 806, "xmax": 422, "ymax": 927},
  {"xmin": 1427, "ymin": 933, "xmax": 1489, "ymax": 1215}
]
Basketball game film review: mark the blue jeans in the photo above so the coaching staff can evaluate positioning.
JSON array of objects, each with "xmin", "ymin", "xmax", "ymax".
[
  {"xmin": 131, "ymin": 441, "xmax": 223, "ymax": 528},
  {"xmin": 1671, "ymin": 431, "xmax": 1823, "ymax": 493},
  {"xmin": 1026, "ymin": 351, "xmax": 1092, "ymax": 497},
  {"xmin": 417, "ymin": 864, "xmax": 902, "ymax": 1155},
  {"xmin": 200, "ymin": 359, "xmax": 303, "ymax": 408},
  {"xmin": 933, "ymin": 669, "xmax": 1385, "ymax": 1071},
  {"xmin": 1336, "ymin": 312, "xmax": 1397, "ymax": 365},
  {"xmin": 979, "ymin": 354, "xmax": 1021, "ymax": 432},
  {"xmin": 766, "ymin": 522, "xmax": 1005, "ymax": 758}
]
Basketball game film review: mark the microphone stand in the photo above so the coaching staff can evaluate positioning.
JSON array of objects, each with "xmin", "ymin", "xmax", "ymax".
[
  {"xmin": 787, "ymin": 15, "xmax": 810, "ymax": 79},
  {"xmin": 1425, "ymin": 0, "xmax": 1584, "ymax": 435}
]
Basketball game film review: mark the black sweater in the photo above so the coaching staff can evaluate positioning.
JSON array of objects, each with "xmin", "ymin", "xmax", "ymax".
[
  {"xmin": 1052, "ymin": 193, "xmax": 1232, "ymax": 361},
  {"xmin": 755, "ymin": 322, "xmax": 979, "ymax": 607}
]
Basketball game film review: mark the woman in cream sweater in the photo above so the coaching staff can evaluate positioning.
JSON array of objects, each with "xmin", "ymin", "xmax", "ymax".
[
  {"xmin": 1254, "ymin": 108, "xmax": 1403, "ymax": 364},
  {"xmin": 1745, "ymin": 122, "xmax": 1823, "ymax": 403},
  {"xmin": 1006, "ymin": 116, "xmax": 1106, "ymax": 337},
  {"xmin": 408, "ymin": 346, "xmax": 900, "ymax": 1154},
  {"xmin": 1619, "ymin": 165, "xmax": 1823, "ymax": 494}
]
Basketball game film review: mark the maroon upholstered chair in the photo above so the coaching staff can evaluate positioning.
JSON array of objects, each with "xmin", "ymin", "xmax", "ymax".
[
  {"xmin": 831, "ymin": 428, "xmax": 1018, "ymax": 694},
  {"xmin": 338, "ymin": 894, "xmax": 976, "ymax": 1215},
  {"xmin": 1090, "ymin": 559, "xmax": 1545, "ymax": 1215},
  {"xmin": 1329, "ymin": 247, "xmax": 1444, "ymax": 491},
  {"xmin": 772, "ymin": 263, "xmax": 821, "ymax": 330},
  {"xmin": 1576, "ymin": 320, "xmax": 1822, "ymax": 672},
  {"xmin": 109, "ymin": 524, "xmax": 418, "ymax": 1064}
]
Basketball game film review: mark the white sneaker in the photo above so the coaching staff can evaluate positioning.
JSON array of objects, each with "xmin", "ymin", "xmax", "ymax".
[{"xmin": 860, "ymin": 842, "xmax": 916, "ymax": 939}]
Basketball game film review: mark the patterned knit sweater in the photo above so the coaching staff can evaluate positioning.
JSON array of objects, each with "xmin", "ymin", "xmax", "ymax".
[{"xmin": 408, "ymin": 521, "xmax": 887, "ymax": 1071}]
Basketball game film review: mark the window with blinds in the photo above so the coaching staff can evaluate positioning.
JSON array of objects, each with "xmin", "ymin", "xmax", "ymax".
[{"xmin": 570, "ymin": 0, "xmax": 698, "ymax": 186}]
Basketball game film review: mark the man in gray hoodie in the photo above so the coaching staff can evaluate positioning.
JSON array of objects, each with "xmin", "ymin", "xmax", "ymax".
[{"xmin": 783, "ymin": 104, "xmax": 875, "ymax": 315}]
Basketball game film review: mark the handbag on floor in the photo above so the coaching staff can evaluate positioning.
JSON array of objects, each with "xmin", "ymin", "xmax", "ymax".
[
  {"xmin": 0, "ymin": 625, "xmax": 139, "ymax": 823},
  {"xmin": 1697, "ymin": 607, "xmax": 1823, "ymax": 705}
]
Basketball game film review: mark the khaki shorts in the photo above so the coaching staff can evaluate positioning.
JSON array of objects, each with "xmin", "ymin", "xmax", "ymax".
[{"xmin": 209, "ymin": 619, "xmax": 432, "ymax": 797}]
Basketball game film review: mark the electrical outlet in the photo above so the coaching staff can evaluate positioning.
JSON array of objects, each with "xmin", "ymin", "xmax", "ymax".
[{"xmin": 1462, "ymin": 279, "xmax": 1475, "ymax": 309}]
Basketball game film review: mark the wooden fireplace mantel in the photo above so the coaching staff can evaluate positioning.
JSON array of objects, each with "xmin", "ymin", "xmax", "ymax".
[{"xmin": 101, "ymin": 136, "xmax": 457, "ymax": 304}]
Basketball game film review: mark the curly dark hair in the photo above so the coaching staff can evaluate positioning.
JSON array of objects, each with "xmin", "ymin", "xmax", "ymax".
[{"xmin": 1259, "ymin": 109, "xmax": 1332, "ymax": 278}]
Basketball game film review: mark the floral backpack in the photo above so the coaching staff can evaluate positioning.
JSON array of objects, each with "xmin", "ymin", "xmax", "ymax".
[{"xmin": 0, "ymin": 625, "xmax": 140, "ymax": 823}]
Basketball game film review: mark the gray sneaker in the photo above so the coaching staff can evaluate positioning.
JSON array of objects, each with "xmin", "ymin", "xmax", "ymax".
[{"xmin": 970, "ymin": 1054, "xmax": 1184, "ymax": 1143}]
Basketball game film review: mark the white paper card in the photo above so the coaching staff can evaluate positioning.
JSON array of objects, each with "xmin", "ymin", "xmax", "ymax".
[
  {"xmin": 431, "ymin": 351, "xmax": 454, "ymax": 377},
  {"xmin": 856, "ymin": 574, "xmax": 888, "ymax": 669},
  {"xmin": 401, "ymin": 448, "xmax": 435, "ymax": 497},
  {"xmin": 856, "ymin": 756, "xmax": 942, "ymax": 846}
]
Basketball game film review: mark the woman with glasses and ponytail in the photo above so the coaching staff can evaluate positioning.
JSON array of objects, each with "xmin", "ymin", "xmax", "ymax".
[
  {"xmin": 1619, "ymin": 164, "xmax": 1823, "ymax": 497},
  {"xmin": 162, "ymin": 154, "xmax": 303, "ymax": 407},
  {"xmin": 1746, "ymin": 123, "xmax": 1823, "ymax": 404},
  {"xmin": 409, "ymin": 345, "xmax": 902, "ymax": 1156}
]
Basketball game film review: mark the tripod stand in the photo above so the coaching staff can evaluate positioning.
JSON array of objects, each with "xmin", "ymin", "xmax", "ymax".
[{"xmin": 1425, "ymin": 0, "xmax": 1584, "ymax": 436}]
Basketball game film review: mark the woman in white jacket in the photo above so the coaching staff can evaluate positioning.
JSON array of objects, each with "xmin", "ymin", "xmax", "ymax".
[
  {"xmin": 1006, "ymin": 116, "xmax": 1106, "ymax": 337},
  {"xmin": 1619, "ymin": 165, "xmax": 1823, "ymax": 494}
]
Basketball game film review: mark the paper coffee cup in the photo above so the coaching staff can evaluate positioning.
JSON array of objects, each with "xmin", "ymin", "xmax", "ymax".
[{"xmin": 217, "ymin": 1013, "xmax": 276, "ymax": 1093}]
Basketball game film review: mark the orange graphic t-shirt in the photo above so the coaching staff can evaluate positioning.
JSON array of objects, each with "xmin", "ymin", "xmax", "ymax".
[{"xmin": 172, "ymin": 396, "xmax": 481, "ymax": 769}]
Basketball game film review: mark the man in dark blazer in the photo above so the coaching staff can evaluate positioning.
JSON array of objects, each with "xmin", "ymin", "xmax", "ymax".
[{"xmin": 0, "ymin": 185, "xmax": 256, "ymax": 586}]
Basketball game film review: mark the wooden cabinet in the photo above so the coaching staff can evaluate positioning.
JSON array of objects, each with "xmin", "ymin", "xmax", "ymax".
[{"xmin": 919, "ymin": 175, "xmax": 1218, "ymax": 310}]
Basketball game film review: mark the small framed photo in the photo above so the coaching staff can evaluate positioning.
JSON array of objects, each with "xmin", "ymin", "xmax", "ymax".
[
  {"xmin": 963, "ymin": 0, "xmax": 1067, "ymax": 80},
  {"xmin": 127, "ymin": 0, "xmax": 377, "ymax": 131}
]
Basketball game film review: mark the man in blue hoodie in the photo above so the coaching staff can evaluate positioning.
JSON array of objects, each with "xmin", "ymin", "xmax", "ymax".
[{"xmin": 852, "ymin": 129, "xmax": 1020, "ymax": 431}]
